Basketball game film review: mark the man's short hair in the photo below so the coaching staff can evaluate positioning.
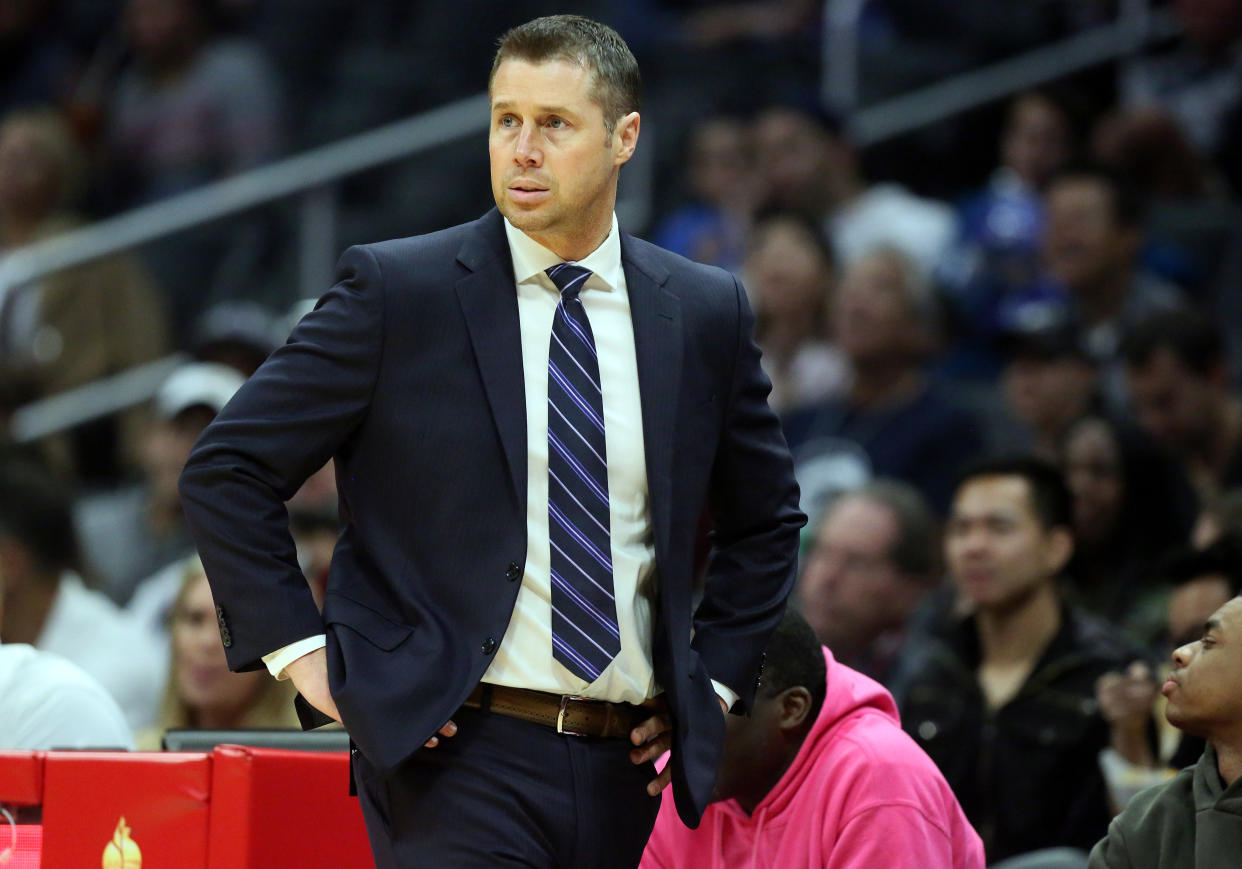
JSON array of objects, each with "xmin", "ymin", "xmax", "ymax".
[
  {"xmin": 1121, "ymin": 308, "xmax": 1225, "ymax": 378},
  {"xmin": 954, "ymin": 455, "xmax": 1074, "ymax": 532},
  {"xmin": 1046, "ymin": 162, "xmax": 1146, "ymax": 229},
  {"xmin": 759, "ymin": 609, "xmax": 827, "ymax": 724},
  {"xmin": 1163, "ymin": 534, "xmax": 1242, "ymax": 595},
  {"xmin": 849, "ymin": 480, "xmax": 940, "ymax": 579},
  {"xmin": 0, "ymin": 452, "xmax": 82, "ymax": 578},
  {"xmin": 490, "ymin": 15, "xmax": 640, "ymax": 136}
]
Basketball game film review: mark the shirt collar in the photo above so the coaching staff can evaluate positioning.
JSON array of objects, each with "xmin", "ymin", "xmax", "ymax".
[{"xmin": 503, "ymin": 213, "xmax": 622, "ymax": 293}]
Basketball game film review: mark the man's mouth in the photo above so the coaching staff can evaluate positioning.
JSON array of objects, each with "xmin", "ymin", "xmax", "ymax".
[{"xmin": 508, "ymin": 182, "xmax": 550, "ymax": 204}]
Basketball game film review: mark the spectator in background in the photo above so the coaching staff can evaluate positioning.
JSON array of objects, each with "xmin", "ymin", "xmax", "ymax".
[
  {"xmin": 1095, "ymin": 535, "xmax": 1242, "ymax": 812},
  {"xmin": 653, "ymin": 114, "xmax": 758, "ymax": 274},
  {"xmin": 899, "ymin": 457, "xmax": 1140, "ymax": 862},
  {"xmin": 1089, "ymin": 594, "xmax": 1242, "ymax": 869},
  {"xmin": 753, "ymin": 103, "xmax": 957, "ymax": 281},
  {"xmin": 1038, "ymin": 165, "xmax": 1184, "ymax": 410},
  {"xmin": 106, "ymin": 0, "xmax": 284, "ymax": 207},
  {"xmin": 1120, "ymin": 0, "xmax": 1242, "ymax": 190},
  {"xmin": 0, "ymin": 0, "xmax": 76, "ymax": 115},
  {"xmin": 102, "ymin": 0, "xmax": 286, "ymax": 336},
  {"xmin": 190, "ymin": 298, "xmax": 284, "ymax": 377},
  {"xmin": 939, "ymin": 91, "xmax": 1075, "ymax": 379},
  {"xmin": 0, "ymin": 451, "xmax": 162, "ymax": 730},
  {"xmin": 1194, "ymin": 489, "xmax": 1242, "ymax": 548},
  {"xmin": 998, "ymin": 314, "xmax": 1099, "ymax": 460},
  {"xmin": 75, "ymin": 361, "xmax": 245, "ymax": 605},
  {"xmin": 1061, "ymin": 415, "xmax": 1197, "ymax": 646},
  {"xmin": 639, "ymin": 610, "xmax": 984, "ymax": 869},
  {"xmin": 136, "ymin": 558, "xmax": 299, "ymax": 750},
  {"xmin": 0, "ymin": 106, "xmax": 170, "ymax": 483},
  {"xmin": 744, "ymin": 212, "xmax": 848, "ymax": 412},
  {"xmin": 783, "ymin": 247, "xmax": 984, "ymax": 513},
  {"xmin": 796, "ymin": 480, "xmax": 941, "ymax": 688},
  {"xmin": 1123, "ymin": 309, "xmax": 1242, "ymax": 501},
  {"xmin": 1090, "ymin": 107, "xmax": 1236, "ymax": 297},
  {"xmin": 0, "ymin": 566, "xmax": 135, "ymax": 750}
]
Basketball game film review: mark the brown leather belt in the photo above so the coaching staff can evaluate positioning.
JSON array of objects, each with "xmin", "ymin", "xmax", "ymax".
[{"xmin": 462, "ymin": 684, "xmax": 652, "ymax": 739}]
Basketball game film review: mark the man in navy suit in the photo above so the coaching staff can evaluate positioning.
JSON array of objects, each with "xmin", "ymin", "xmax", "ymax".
[{"xmin": 179, "ymin": 15, "xmax": 803, "ymax": 868}]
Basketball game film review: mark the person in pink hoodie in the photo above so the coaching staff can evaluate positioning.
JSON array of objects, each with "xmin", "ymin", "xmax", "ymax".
[{"xmin": 639, "ymin": 610, "xmax": 984, "ymax": 869}]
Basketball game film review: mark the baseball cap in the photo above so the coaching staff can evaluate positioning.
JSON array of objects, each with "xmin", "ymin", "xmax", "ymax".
[{"xmin": 153, "ymin": 362, "xmax": 246, "ymax": 421}]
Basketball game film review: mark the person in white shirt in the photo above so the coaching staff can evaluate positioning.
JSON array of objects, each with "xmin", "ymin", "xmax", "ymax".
[
  {"xmin": 0, "ymin": 453, "xmax": 163, "ymax": 730},
  {"xmin": 0, "ymin": 571, "xmax": 133, "ymax": 750}
]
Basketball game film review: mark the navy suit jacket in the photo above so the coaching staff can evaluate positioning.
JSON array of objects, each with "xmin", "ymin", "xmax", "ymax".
[{"xmin": 178, "ymin": 209, "xmax": 804, "ymax": 826}]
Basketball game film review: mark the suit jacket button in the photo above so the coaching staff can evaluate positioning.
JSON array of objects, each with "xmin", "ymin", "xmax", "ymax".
[
  {"xmin": 481, "ymin": 637, "xmax": 497, "ymax": 655},
  {"xmin": 505, "ymin": 562, "xmax": 522, "ymax": 581}
]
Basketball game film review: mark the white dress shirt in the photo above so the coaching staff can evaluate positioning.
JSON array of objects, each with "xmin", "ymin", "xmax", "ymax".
[{"xmin": 265, "ymin": 215, "xmax": 737, "ymax": 709}]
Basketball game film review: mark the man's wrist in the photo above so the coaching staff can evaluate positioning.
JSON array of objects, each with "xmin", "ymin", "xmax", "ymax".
[{"xmin": 262, "ymin": 635, "xmax": 327, "ymax": 679}]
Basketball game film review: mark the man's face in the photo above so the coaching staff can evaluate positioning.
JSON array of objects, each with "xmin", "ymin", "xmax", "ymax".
[
  {"xmin": 754, "ymin": 109, "xmax": 840, "ymax": 214},
  {"xmin": 797, "ymin": 495, "xmax": 910, "ymax": 653},
  {"xmin": 489, "ymin": 58, "xmax": 637, "ymax": 260},
  {"xmin": 1004, "ymin": 354, "xmax": 1096, "ymax": 439},
  {"xmin": 1002, "ymin": 96, "xmax": 1069, "ymax": 189},
  {"xmin": 712, "ymin": 689, "xmax": 778, "ymax": 803},
  {"xmin": 1127, "ymin": 347, "xmax": 1219, "ymax": 453},
  {"xmin": 1163, "ymin": 597, "xmax": 1242, "ymax": 739},
  {"xmin": 946, "ymin": 476, "xmax": 1070, "ymax": 611},
  {"xmin": 1042, "ymin": 178, "xmax": 1137, "ymax": 295},
  {"xmin": 0, "ymin": 121, "xmax": 59, "ymax": 216},
  {"xmin": 1063, "ymin": 417, "xmax": 1123, "ymax": 546},
  {"xmin": 831, "ymin": 255, "xmax": 913, "ymax": 366},
  {"xmin": 746, "ymin": 220, "xmax": 831, "ymax": 324}
]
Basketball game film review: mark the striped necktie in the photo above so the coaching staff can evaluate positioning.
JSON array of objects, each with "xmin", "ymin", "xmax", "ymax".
[{"xmin": 545, "ymin": 263, "xmax": 620, "ymax": 682}]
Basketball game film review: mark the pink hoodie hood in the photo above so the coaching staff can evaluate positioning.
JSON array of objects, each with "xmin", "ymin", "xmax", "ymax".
[{"xmin": 640, "ymin": 648, "xmax": 983, "ymax": 869}]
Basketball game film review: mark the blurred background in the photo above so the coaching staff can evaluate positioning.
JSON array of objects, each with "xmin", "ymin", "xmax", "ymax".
[{"xmin": 0, "ymin": 2, "xmax": 1240, "ymax": 859}]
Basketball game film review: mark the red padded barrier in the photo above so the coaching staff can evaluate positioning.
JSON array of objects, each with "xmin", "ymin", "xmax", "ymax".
[
  {"xmin": 40, "ymin": 752, "xmax": 211, "ymax": 869},
  {"xmin": 0, "ymin": 752, "xmax": 43, "ymax": 806},
  {"xmin": 206, "ymin": 746, "xmax": 370, "ymax": 868}
]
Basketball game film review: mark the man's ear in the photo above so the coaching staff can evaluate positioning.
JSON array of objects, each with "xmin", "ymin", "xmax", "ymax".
[
  {"xmin": 613, "ymin": 111, "xmax": 640, "ymax": 165},
  {"xmin": 777, "ymin": 687, "xmax": 813, "ymax": 733},
  {"xmin": 1045, "ymin": 526, "xmax": 1074, "ymax": 576},
  {"xmin": 0, "ymin": 537, "xmax": 31, "ymax": 593}
]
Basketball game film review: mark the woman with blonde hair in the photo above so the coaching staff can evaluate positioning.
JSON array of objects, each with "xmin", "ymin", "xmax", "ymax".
[{"xmin": 137, "ymin": 557, "xmax": 299, "ymax": 749}]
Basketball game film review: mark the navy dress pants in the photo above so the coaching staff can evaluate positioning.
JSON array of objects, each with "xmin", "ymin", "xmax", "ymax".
[{"xmin": 353, "ymin": 705, "xmax": 663, "ymax": 868}]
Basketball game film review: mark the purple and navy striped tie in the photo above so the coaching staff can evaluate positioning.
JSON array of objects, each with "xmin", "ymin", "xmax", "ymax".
[{"xmin": 545, "ymin": 263, "xmax": 620, "ymax": 682}]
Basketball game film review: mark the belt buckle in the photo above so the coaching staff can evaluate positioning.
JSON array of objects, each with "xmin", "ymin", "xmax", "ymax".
[{"xmin": 556, "ymin": 695, "xmax": 590, "ymax": 737}]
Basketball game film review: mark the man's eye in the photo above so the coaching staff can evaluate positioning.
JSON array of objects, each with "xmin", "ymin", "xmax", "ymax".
[
  {"xmin": 547, "ymin": 118, "xmax": 566, "ymax": 129},
  {"xmin": 499, "ymin": 116, "xmax": 516, "ymax": 127}
]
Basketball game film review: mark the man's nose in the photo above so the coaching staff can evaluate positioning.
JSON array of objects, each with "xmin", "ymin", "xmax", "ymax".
[
  {"xmin": 1171, "ymin": 640, "xmax": 1194, "ymax": 668},
  {"xmin": 514, "ymin": 123, "xmax": 542, "ymax": 166}
]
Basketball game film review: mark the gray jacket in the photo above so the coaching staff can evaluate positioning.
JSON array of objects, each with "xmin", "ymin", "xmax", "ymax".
[{"xmin": 1088, "ymin": 744, "xmax": 1242, "ymax": 868}]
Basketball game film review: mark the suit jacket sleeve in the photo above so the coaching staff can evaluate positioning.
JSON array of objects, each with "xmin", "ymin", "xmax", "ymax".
[
  {"xmin": 691, "ymin": 275, "xmax": 804, "ymax": 711},
  {"xmin": 178, "ymin": 245, "xmax": 385, "ymax": 671}
]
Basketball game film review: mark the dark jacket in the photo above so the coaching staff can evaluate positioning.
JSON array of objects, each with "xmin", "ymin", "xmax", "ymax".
[
  {"xmin": 1088, "ymin": 743, "xmax": 1242, "ymax": 868},
  {"xmin": 897, "ymin": 604, "xmax": 1140, "ymax": 862},
  {"xmin": 177, "ymin": 209, "xmax": 805, "ymax": 826}
]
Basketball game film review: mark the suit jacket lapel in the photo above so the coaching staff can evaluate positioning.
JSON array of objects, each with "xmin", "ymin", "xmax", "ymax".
[
  {"xmin": 454, "ymin": 210, "xmax": 527, "ymax": 506},
  {"xmin": 622, "ymin": 234, "xmax": 680, "ymax": 563}
]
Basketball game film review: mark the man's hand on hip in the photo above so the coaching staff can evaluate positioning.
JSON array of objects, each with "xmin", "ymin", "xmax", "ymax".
[
  {"xmin": 630, "ymin": 694, "xmax": 729, "ymax": 797},
  {"xmin": 284, "ymin": 647, "xmax": 342, "ymax": 724}
]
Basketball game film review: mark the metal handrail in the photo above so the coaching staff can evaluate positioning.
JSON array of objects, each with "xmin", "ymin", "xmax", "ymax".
[
  {"xmin": 822, "ymin": 0, "xmax": 1178, "ymax": 145},
  {"xmin": 0, "ymin": 93, "xmax": 491, "ymax": 302}
]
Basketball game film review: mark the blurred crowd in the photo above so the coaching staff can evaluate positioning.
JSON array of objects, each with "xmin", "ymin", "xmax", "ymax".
[{"xmin": 1, "ymin": 0, "xmax": 1241, "ymax": 865}]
